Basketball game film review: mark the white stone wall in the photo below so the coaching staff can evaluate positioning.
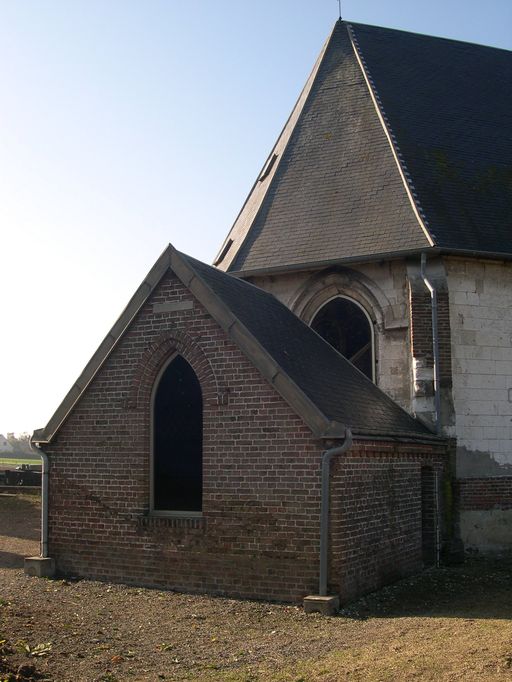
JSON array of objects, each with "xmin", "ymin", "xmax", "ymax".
[
  {"xmin": 447, "ymin": 257, "xmax": 512, "ymax": 477},
  {"xmin": 248, "ymin": 259, "xmax": 413, "ymax": 411}
]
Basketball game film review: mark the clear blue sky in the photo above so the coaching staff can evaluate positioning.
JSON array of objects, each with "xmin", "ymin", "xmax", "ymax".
[{"xmin": 1, "ymin": 0, "xmax": 511, "ymax": 435}]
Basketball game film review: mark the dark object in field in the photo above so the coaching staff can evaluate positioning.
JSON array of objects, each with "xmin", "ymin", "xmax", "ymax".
[{"xmin": 2, "ymin": 464, "xmax": 41, "ymax": 487}]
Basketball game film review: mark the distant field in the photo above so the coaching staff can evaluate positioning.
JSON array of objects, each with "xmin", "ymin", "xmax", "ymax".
[{"xmin": 0, "ymin": 457, "xmax": 40, "ymax": 468}]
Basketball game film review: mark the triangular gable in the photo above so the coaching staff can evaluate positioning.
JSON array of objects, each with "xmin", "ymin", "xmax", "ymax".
[
  {"xmin": 33, "ymin": 245, "xmax": 344, "ymax": 444},
  {"xmin": 34, "ymin": 245, "xmax": 435, "ymax": 445}
]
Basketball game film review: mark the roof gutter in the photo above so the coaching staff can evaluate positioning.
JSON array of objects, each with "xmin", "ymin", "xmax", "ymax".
[
  {"xmin": 227, "ymin": 247, "xmax": 512, "ymax": 281},
  {"xmin": 227, "ymin": 248, "xmax": 437, "ymax": 279}
]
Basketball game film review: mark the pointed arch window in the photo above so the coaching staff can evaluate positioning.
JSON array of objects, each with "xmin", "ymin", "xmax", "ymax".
[
  {"xmin": 311, "ymin": 296, "xmax": 375, "ymax": 381},
  {"xmin": 151, "ymin": 355, "xmax": 203, "ymax": 515}
]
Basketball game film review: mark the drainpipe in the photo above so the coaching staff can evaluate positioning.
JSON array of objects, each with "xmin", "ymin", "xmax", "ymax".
[
  {"xmin": 420, "ymin": 253, "xmax": 442, "ymax": 435},
  {"xmin": 319, "ymin": 428, "xmax": 353, "ymax": 596},
  {"xmin": 434, "ymin": 470, "xmax": 441, "ymax": 568},
  {"xmin": 30, "ymin": 436, "xmax": 49, "ymax": 558}
]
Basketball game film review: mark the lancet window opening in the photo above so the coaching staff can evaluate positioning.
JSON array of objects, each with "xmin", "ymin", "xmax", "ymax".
[
  {"xmin": 310, "ymin": 295, "xmax": 375, "ymax": 382},
  {"xmin": 150, "ymin": 354, "xmax": 203, "ymax": 515}
]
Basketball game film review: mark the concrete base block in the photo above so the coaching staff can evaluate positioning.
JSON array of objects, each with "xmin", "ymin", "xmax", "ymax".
[
  {"xmin": 24, "ymin": 556, "xmax": 56, "ymax": 578},
  {"xmin": 303, "ymin": 594, "xmax": 340, "ymax": 616}
]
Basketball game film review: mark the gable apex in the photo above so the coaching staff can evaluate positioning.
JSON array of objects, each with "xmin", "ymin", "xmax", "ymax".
[
  {"xmin": 34, "ymin": 245, "xmax": 433, "ymax": 445},
  {"xmin": 33, "ymin": 245, "xmax": 343, "ymax": 444}
]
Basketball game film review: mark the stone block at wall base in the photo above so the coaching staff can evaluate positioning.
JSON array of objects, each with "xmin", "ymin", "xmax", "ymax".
[
  {"xmin": 24, "ymin": 557, "xmax": 56, "ymax": 578},
  {"xmin": 303, "ymin": 595, "xmax": 340, "ymax": 616}
]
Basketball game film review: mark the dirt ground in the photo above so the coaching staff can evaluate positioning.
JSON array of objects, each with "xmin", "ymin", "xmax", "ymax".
[{"xmin": 1, "ymin": 493, "xmax": 512, "ymax": 682}]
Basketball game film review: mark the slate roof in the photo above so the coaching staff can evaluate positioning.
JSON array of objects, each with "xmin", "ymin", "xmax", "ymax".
[
  {"xmin": 351, "ymin": 23, "xmax": 512, "ymax": 254},
  {"xmin": 217, "ymin": 20, "xmax": 512, "ymax": 274},
  {"xmin": 184, "ymin": 253, "xmax": 433, "ymax": 439},
  {"xmin": 33, "ymin": 246, "xmax": 435, "ymax": 444}
]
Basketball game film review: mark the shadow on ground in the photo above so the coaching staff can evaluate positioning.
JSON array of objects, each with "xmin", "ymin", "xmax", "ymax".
[
  {"xmin": 0, "ymin": 550, "xmax": 28, "ymax": 569},
  {"xmin": 338, "ymin": 557, "xmax": 512, "ymax": 621},
  {"xmin": 0, "ymin": 494, "xmax": 40, "ymax": 540}
]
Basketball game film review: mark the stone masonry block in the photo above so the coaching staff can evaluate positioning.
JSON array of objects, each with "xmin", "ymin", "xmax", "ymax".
[
  {"xmin": 24, "ymin": 557, "xmax": 56, "ymax": 578},
  {"xmin": 303, "ymin": 595, "xmax": 340, "ymax": 616}
]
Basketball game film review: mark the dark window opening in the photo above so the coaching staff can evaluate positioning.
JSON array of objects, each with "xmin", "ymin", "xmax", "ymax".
[
  {"xmin": 311, "ymin": 297, "xmax": 373, "ymax": 380},
  {"xmin": 153, "ymin": 355, "xmax": 203, "ymax": 512}
]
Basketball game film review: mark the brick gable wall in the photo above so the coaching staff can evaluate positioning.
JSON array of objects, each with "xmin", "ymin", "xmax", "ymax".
[{"xmin": 44, "ymin": 269, "xmax": 446, "ymax": 602}]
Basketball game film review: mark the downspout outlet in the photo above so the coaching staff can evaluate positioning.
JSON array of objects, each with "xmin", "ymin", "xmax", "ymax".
[
  {"xmin": 304, "ymin": 428, "xmax": 353, "ymax": 616},
  {"xmin": 24, "ymin": 438, "xmax": 56, "ymax": 579}
]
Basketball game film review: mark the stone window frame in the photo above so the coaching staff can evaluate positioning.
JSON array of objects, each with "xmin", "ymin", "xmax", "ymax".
[
  {"xmin": 290, "ymin": 269, "xmax": 386, "ymax": 385},
  {"xmin": 310, "ymin": 293, "xmax": 377, "ymax": 382}
]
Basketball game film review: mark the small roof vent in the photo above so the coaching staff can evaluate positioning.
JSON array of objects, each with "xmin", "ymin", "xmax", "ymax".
[
  {"xmin": 258, "ymin": 153, "xmax": 278, "ymax": 182},
  {"xmin": 214, "ymin": 239, "xmax": 233, "ymax": 266}
]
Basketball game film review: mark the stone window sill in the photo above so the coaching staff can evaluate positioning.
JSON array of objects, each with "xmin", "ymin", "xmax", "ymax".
[{"xmin": 136, "ymin": 514, "xmax": 204, "ymax": 529}]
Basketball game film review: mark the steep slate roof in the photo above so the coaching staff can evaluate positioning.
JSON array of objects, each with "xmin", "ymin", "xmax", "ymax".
[
  {"xmin": 351, "ymin": 23, "xmax": 512, "ymax": 254},
  {"xmin": 33, "ymin": 246, "xmax": 434, "ymax": 445},
  {"xmin": 217, "ymin": 20, "xmax": 512, "ymax": 274}
]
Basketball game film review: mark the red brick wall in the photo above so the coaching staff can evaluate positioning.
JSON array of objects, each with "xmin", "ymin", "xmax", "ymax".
[
  {"xmin": 458, "ymin": 478, "xmax": 512, "ymax": 511},
  {"xmin": 329, "ymin": 442, "xmax": 445, "ymax": 602},
  {"xmin": 45, "ymin": 269, "xmax": 447, "ymax": 603},
  {"xmin": 409, "ymin": 289, "xmax": 434, "ymax": 366},
  {"xmin": 409, "ymin": 287, "xmax": 453, "ymax": 385}
]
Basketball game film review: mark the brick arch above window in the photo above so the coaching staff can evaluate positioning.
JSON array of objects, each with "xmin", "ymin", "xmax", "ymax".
[{"xmin": 128, "ymin": 329, "xmax": 223, "ymax": 411}]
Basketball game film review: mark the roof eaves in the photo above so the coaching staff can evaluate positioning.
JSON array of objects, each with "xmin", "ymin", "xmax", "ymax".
[
  {"xmin": 352, "ymin": 429, "xmax": 444, "ymax": 444},
  {"xmin": 170, "ymin": 249, "xmax": 346, "ymax": 439},
  {"xmin": 227, "ymin": 245, "xmax": 512, "ymax": 280},
  {"xmin": 32, "ymin": 245, "xmax": 175, "ymax": 445},
  {"xmin": 228, "ymin": 246, "xmax": 438, "ymax": 278},
  {"xmin": 346, "ymin": 22, "xmax": 436, "ymax": 249}
]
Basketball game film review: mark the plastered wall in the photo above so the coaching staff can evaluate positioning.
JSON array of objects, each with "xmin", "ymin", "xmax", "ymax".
[
  {"xmin": 447, "ymin": 258, "xmax": 512, "ymax": 477},
  {"xmin": 446, "ymin": 257, "xmax": 512, "ymax": 551}
]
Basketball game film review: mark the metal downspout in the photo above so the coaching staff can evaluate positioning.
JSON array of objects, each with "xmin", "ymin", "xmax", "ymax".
[
  {"xmin": 420, "ymin": 253, "xmax": 442, "ymax": 435},
  {"xmin": 434, "ymin": 469, "xmax": 441, "ymax": 568},
  {"xmin": 319, "ymin": 428, "xmax": 353, "ymax": 596},
  {"xmin": 30, "ymin": 436, "xmax": 49, "ymax": 558}
]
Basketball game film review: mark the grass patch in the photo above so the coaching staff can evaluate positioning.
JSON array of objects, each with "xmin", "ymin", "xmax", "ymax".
[{"xmin": 0, "ymin": 458, "xmax": 40, "ymax": 468}]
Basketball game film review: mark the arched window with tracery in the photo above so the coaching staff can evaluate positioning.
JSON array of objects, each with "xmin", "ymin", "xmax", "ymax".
[
  {"xmin": 310, "ymin": 296, "xmax": 375, "ymax": 381},
  {"xmin": 151, "ymin": 354, "xmax": 203, "ymax": 514}
]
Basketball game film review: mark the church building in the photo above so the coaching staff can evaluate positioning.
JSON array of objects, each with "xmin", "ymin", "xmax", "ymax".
[
  {"xmin": 216, "ymin": 20, "xmax": 512, "ymax": 553},
  {"xmin": 27, "ymin": 19, "xmax": 512, "ymax": 606}
]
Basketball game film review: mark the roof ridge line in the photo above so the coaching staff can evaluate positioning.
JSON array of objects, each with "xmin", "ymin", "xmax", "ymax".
[
  {"xmin": 215, "ymin": 21, "xmax": 339, "ymax": 272},
  {"xmin": 348, "ymin": 20, "xmax": 512, "ymax": 53},
  {"xmin": 347, "ymin": 22, "xmax": 436, "ymax": 248}
]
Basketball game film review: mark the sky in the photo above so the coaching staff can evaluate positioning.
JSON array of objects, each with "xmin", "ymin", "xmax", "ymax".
[{"xmin": 1, "ymin": 0, "xmax": 511, "ymax": 436}]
